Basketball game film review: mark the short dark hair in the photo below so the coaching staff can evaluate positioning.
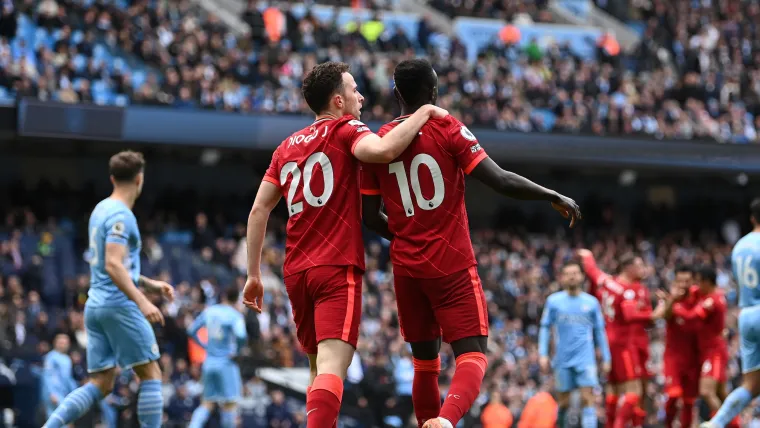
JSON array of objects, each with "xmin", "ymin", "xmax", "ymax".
[
  {"xmin": 561, "ymin": 260, "xmax": 583, "ymax": 273},
  {"xmin": 109, "ymin": 151, "xmax": 145, "ymax": 183},
  {"xmin": 751, "ymin": 198, "xmax": 760, "ymax": 223},
  {"xmin": 618, "ymin": 252, "xmax": 639, "ymax": 271},
  {"xmin": 225, "ymin": 287, "xmax": 240, "ymax": 304},
  {"xmin": 302, "ymin": 62, "xmax": 350, "ymax": 114},
  {"xmin": 696, "ymin": 265, "xmax": 717, "ymax": 284},
  {"xmin": 394, "ymin": 59, "xmax": 437, "ymax": 108},
  {"xmin": 674, "ymin": 264, "xmax": 692, "ymax": 276}
]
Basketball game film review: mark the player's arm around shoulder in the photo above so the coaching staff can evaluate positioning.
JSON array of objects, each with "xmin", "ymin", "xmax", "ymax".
[{"xmin": 352, "ymin": 105, "xmax": 448, "ymax": 163}]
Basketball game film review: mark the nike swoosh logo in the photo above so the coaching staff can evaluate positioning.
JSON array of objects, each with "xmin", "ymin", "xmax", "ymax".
[{"xmin": 307, "ymin": 408, "xmax": 318, "ymax": 416}]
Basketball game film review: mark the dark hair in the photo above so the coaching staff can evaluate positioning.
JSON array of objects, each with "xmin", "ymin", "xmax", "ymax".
[
  {"xmin": 674, "ymin": 264, "xmax": 692, "ymax": 275},
  {"xmin": 225, "ymin": 287, "xmax": 240, "ymax": 304},
  {"xmin": 561, "ymin": 260, "xmax": 583, "ymax": 273},
  {"xmin": 109, "ymin": 151, "xmax": 145, "ymax": 183},
  {"xmin": 696, "ymin": 265, "xmax": 717, "ymax": 284},
  {"xmin": 618, "ymin": 252, "xmax": 639, "ymax": 271},
  {"xmin": 394, "ymin": 59, "xmax": 437, "ymax": 109},
  {"xmin": 302, "ymin": 62, "xmax": 350, "ymax": 114},
  {"xmin": 751, "ymin": 198, "xmax": 760, "ymax": 223}
]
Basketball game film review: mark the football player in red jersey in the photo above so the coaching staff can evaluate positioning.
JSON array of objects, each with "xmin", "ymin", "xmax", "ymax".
[
  {"xmin": 242, "ymin": 61, "xmax": 448, "ymax": 427},
  {"xmin": 668, "ymin": 265, "xmax": 739, "ymax": 428},
  {"xmin": 658, "ymin": 265, "xmax": 700, "ymax": 428},
  {"xmin": 361, "ymin": 59, "xmax": 581, "ymax": 428},
  {"xmin": 577, "ymin": 250, "xmax": 656, "ymax": 428}
]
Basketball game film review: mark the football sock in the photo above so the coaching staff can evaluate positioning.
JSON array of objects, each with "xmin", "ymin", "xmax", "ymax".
[
  {"xmin": 412, "ymin": 356, "xmax": 442, "ymax": 427},
  {"xmin": 439, "ymin": 352, "xmax": 487, "ymax": 426},
  {"xmin": 712, "ymin": 386, "xmax": 753, "ymax": 427},
  {"xmin": 582, "ymin": 406, "xmax": 598, "ymax": 428},
  {"xmin": 557, "ymin": 407, "xmax": 568, "ymax": 428},
  {"xmin": 43, "ymin": 382, "xmax": 103, "ymax": 428},
  {"xmin": 680, "ymin": 398, "xmax": 695, "ymax": 428},
  {"xmin": 307, "ymin": 374, "xmax": 343, "ymax": 427},
  {"xmin": 664, "ymin": 396, "xmax": 679, "ymax": 427},
  {"xmin": 221, "ymin": 409, "xmax": 237, "ymax": 428},
  {"xmin": 188, "ymin": 406, "xmax": 211, "ymax": 428},
  {"xmin": 605, "ymin": 394, "xmax": 618, "ymax": 428},
  {"xmin": 137, "ymin": 379, "xmax": 164, "ymax": 428},
  {"xmin": 613, "ymin": 392, "xmax": 639, "ymax": 428}
]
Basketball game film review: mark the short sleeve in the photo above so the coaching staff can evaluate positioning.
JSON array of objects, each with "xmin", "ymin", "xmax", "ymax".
[
  {"xmin": 447, "ymin": 120, "xmax": 488, "ymax": 174},
  {"xmin": 360, "ymin": 164, "xmax": 381, "ymax": 195},
  {"xmin": 263, "ymin": 147, "xmax": 281, "ymax": 186},
  {"xmin": 338, "ymin": 117, "xmax": 373, "ymax": 154},
  {"xmin": 104, "ymin": 212, "xmax": 130, "ymax": 246}
]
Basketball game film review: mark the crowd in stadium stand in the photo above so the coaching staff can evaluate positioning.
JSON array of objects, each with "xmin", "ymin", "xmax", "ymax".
[
  {"xmin": 0, "ymin": 182, "xmax": 755, "ymax": 427},
  {"xmin": 1, "ymin": 0, "xmax": 760, "ymax": 142}
]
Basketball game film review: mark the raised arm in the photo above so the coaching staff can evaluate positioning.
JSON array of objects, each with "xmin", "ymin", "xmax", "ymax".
[
  {"xmin": 243, "ymin": 180, "xmax": 282, "ymax": 313},
  {"xmin": 469, "ymin": 158, "xmax": 581, "ymax": 227},
  {"xmin": 352, "ymin": 105, "xmax": 448, "ymax": 163}
]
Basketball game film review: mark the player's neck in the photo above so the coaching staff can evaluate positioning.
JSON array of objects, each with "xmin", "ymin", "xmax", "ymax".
[
  {"xmin": 315, "ymin": 110, "xmax": 340, "ymax": 122},
  {"xmin": 110, "ymin": 188, "xmax": 137, "ymax": 209},
  {"xmin": 566, "ymin": 287, "xmax": 580, "ymax": 296},
  {"xmin": 400, "ymin": 104, "xmax": 425, "ymax": 117},
  {"xmin": 753, "ymin": 225, "xmax": 760, "ymax": 233}
]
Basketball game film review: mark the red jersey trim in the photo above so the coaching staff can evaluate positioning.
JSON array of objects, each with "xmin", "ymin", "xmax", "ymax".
[
  {"xmin": 350, "ymin": 132, "xmax": 373, "ymax": 155},
  {"xmin": 463, "ymin": 152, "xmax": 488, "ymax": 175},
  {"xmin": 360, "ymin": 188, "xmax": 381, "ymax": 195},
  {"xmin": 262, "ymin": 175, "xmax": 279, "ymax": 186}
]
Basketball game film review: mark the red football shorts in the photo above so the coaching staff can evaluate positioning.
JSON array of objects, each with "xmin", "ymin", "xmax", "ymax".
[
  {"xmin": 394, "ymin": 266, "xmax": 489, "ymax": 344},
  {"xmin": 283, "ymin": 265, "xmax": 363, "ymax": 354},
  {"xmin": 701, "ymin": 347, "xmax": 729, "ymax": 383},
  {"xmin": 636, "ymin": 344, "xmax": 653, "ymax": 378},
  {"xmin": 664, "ymin": 353, "xmax": 700, "ymax": 399},
  {"xmin": 608, "ymin": 344, "xmax": 642, "ymax": 384}
]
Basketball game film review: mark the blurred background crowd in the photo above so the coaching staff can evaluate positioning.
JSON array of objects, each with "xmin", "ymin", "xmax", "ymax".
[
  {"xmin": 0, "ymin": 181, "xmax": 755, "ymax": 427},
  {"xmin": 2, "ymin": 0, "xmax": 760, "ymax": 142}
]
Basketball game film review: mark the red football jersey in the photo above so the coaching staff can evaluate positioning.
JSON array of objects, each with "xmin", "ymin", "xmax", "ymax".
[
  {"xmin": 664, "ymin": 299, "xmax": 699, "ymax": 362},
  {"xmin": 686, "ymin": 286, "xmax": 728, "ymax": 350},
  {"xmin": 360, "ymin": 115, "xmax": 488, "ymax": 278},
  {"xmin": 582, "ymin": 255, "xmax": 643, "ymax": 346},
  {"xmin": 263, "ymin": 115, "xmax": 372, "ymax": 277},
  {"xmin": 630, "ymin": 282, "xmax": 652, "ymax": 350}
]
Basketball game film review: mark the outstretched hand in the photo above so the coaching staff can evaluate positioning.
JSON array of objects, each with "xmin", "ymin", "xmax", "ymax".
[{"xmin": 552, "ymin": 194, "xmax": 582, "ymax": 228}]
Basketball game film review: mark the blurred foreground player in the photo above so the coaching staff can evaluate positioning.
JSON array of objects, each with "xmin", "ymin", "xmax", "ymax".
[
  {"xmin": 242, "ymin": 61, "xmax": 447, "ymax": 427},
  {"xmin": 701, "ymin": 199, "xmax": 760, "ymax": 428},
  {"xmin": 538, "ymin": 261, "xmax": 610, "ymax": 428},
  {"xmin": 361, "ymin": 58, "xmax": 581, "ymax": 428},
  {"xmin": 187, "ymin": 287, "xmax": 247, "ymax": 428},
  {"xmin": 43, "ymin": 151, "xmax": 175, "ymax": 428},
  {"xmin": 577, "ymin": 250, "xmax": 654, "ymax": 428},
  {"xmin": 659, "ymin": 265, "xmax": 700, "ymax": 428}
]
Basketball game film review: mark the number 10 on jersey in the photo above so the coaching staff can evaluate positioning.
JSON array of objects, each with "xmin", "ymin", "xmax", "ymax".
[{"xmin": 389, "ymin": 154, "xmax": 445, "ymax": 217}]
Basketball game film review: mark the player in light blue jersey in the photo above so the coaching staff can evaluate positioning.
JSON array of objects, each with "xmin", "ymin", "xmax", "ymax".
[
  {"xmin": 43, "ymin": 151, "xmax": 174, "ymax": 428},
  {"xmin": 539, "ymin": 261, "xmax": 611, "ymax": 428},
  {"xmin": 703, "ymin": 199, "xmax": 760, "ymax": 428},
  {"xmin": 40, "ymin": 334, "xmax": 78, "ymax": 419},
  {"xmin": 187, "ymin": 287, "xmax": 248, "ymax": 428}
]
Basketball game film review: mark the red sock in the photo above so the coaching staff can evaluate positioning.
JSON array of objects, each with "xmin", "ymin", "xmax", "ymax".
[
  {"xmin": 438, "ymin": 352, "xmax": 487, "ymax": 426},
  {"xmin": 413, "ymin": 357, "xmax": 441, "ymax": 427},
  {"xmin": 727, "ymin": 416, "xmax": 742, "ymax": 428},
  {"xmin": 306, "ymin": 374, "xmax": 343, "ymax": 427},
  {"xmin": 605, "ymin": 395, "xmax": 618, "ymax": 428},
  {"xmin": 664, "ymin": 396, "xmax": 679, "ymax": 428},
  {"xmin": 680, "ymin": 398, "xmax": 694, "ymax": 428},
  {"xmin": 633, "ymin": 406, "xmax": 646, "ymax": 427},
  {"xmin": 614, "ymin": 393, "xmax": 639, "ymax": 428}
]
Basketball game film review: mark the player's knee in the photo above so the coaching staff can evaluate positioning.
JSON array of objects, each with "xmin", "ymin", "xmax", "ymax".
[
  {"xmin": 316, "ymin": 339, "xmax": 354, "ymax": 379},
  {"xmin": 699, "ymin": 382, "xmax": 717, "ymax": 399},
  {"xmin": 580, "ymin": 389, "xmax": 596, "ymax": 407},
  {"xmin": 744, "ymin": 371, "xmax": 760, "ymax": 396},
  {"xmin": 132, "ymin": 360, "xmax": 162, "ymax": 381},
  {"xmin": 450, "ymin": 336, "xmax": 487, "ymax": 357},
  {"xmin": 221, "ymin": 402, "xmax": 237, "ymax": 412},
  {"xmin": 410, "ymin": 339, "xmax": 441, "ymax": 360},
  {"xmin": 90, "ymin": 370, "xmax": 117, "ymax": 396}
]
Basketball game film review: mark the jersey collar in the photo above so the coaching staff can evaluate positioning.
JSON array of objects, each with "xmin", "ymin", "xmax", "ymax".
[{"xmin": 393, "ymin": 114, "xmax": 412, "ymax": 123}]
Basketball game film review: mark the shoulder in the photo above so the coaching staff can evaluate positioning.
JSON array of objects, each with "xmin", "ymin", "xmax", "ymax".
[
  {"xmin": 583, "ymin": 293, "xmax": 600, "ymax": 305},
  {"xmin": 546, "ymin": 292, "xmax": 562, "ymax": 304},
  {"xmin": 378, "ymin": 121, "xmax": 397, "ymax": 136}
]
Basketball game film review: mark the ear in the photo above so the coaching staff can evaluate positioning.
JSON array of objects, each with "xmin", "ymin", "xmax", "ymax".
[{"xmin": 333, "ymin": 93, "xmax": 344, "ymax": 109}]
